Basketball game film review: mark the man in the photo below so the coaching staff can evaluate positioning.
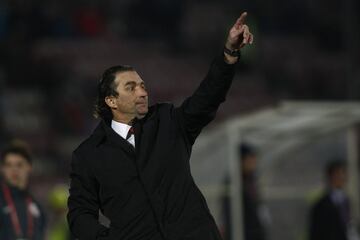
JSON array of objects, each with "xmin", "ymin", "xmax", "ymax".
[
  {"xmin": 239, "ymin": 144, "xmax": 267, "ymax": 240},
  {"xmin": 67, "ymin": 12, "xmax": 253, "ymax": 240},
  {"xmin": 309, "ymin": 160, "xmax": 357, "ymax": 240},
  {"xmin": 0, "ymin": 143, "xmax": 46, "ymax": 240},
  {"xmin": 222, "ymin": 144, "xmax": 267, "ymax": 240}
]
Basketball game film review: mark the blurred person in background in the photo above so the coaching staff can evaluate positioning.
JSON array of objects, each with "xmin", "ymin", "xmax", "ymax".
[
  {"xmin": 47, "ymin": 184, "xmax": 75, "ymax": 240},
  {"xmin": 309, "ymin": 160, "xmax": 359, "ymax": 240},
  {"xmin": 67, "ymin": 12, "xmax": 253, "ymax": 240},
  {"xmin": 222, "ymin": 143, "xmax": 268, "ymax": 240},
  {"xmin": 0, "ymin": 142, "xmax": 46, "ymax": 240}
]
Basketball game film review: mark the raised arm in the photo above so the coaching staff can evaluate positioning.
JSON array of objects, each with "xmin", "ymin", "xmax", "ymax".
[
  {"xmin": 176, "ymin": 12, "xmax": 253, "ymax": 144},
  {"xmin": 67, "ymin": 152, "xmax": 108, "ymax": 240}
]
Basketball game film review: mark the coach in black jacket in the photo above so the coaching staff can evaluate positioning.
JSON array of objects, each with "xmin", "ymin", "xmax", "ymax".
[{"xmin": 67, "ymin": 12, "xmax": 254, "ymax": 240}]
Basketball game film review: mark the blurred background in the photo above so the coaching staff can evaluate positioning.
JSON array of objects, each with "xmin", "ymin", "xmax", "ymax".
[{"xmin": 0, "ymin": 0, "xmax": 359, "ymax": 239}]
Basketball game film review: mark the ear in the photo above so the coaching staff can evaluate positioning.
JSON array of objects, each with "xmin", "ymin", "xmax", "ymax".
[{"xmin": 105, "ymin": 96, "xmax": 117, "ymax": 109}]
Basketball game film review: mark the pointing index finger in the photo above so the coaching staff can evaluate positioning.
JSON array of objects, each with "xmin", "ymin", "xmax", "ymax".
[{"xmin": 237, "ymin": 12, "xmax": 248, "ymax": 26}]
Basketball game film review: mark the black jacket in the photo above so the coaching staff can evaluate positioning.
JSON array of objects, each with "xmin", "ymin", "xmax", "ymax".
[
  {"xmin": 0, "ymin": 181, "xmax": 46, "ymax": 240},
  {"xmin": 67, "ymin": 54, "xmax": 236, "ymax": 240},
  {"xmin": 309, "ymin": 191, "xmax": 349, "ymax": 240}
]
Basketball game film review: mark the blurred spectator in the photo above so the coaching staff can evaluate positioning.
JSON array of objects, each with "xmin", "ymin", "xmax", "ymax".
[
  {"xmin": 72, "ymin": 2, "xmax": 106, "ymax": 37},
  {"xmin": 0, "ymin": 141, "xmax": 46, "ymax": 239},
  {"xmin": 47, "ymin": 184, "xmax": 74, "ymax": 240},
  {"xmin": 309, "ymin": 160, "xmax": 359, "ymax": 240},
  {"xmin": 223, "ymin": 143, "xmax": 268, "ymax": 240}
]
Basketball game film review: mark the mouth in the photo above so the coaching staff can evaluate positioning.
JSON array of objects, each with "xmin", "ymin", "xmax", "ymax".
[
  {"xmin": 135, "ymin": 102, "xmax": 148, "ymax": 113},
  {"xmin": 136, "ymin": 102, "xmax": 147, "ymax": 106}
]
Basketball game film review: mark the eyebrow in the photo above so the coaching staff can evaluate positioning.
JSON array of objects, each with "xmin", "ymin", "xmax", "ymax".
[{"xmin": 124, "ymin": 81, "xmax": 145, "ymax": 86}]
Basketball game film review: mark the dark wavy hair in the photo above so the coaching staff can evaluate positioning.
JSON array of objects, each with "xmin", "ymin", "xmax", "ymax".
[
  {"xmin": 93, "ymin": 65, "xmax": 134, "ymax": 120},
  {"xmin": 1, "ymin": 141, "xmax": 32, "ymax": 165}
]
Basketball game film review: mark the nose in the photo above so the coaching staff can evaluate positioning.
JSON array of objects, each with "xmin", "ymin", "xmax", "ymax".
[{"xmin": 137, "ymin": 86, "xmax": 148, "ymax": 98}]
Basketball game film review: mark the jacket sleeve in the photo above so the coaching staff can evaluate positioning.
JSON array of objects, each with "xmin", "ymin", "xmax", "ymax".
[
  {"xmin": 67, "ymin": 152, "xmax": 109, "ymax": 240},
  {"xmin": 176, "ymin": 53, "xmax": 236, "ymax": 144}
]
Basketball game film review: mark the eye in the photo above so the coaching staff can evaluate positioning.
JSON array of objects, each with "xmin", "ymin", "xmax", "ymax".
[{"xmin": 126, "ymin": 86, "xmax": 135, "ymax": 91}]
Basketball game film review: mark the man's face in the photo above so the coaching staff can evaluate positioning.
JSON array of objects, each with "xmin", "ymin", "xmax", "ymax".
[
  {"xmin": 1, "ymin": 153, "xmax": 32, "ymax": 189},
  {"xmin": 109, "ymin": 70, "xmax": 149, "ymax": 119},
  {"xmin": 242, "ymin": 155, "xmax": 257, "ymax": 175},
  {"xmin": 330, "ymin": 167, "xmax": 347, "ymax": 189}
]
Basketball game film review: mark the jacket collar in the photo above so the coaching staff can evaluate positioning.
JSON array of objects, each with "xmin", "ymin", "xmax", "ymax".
[
  {"xmin": 1, "ymin": 179, "xmax": 29, "ymax": 196},
  {"xmin": 92, "ymin": 107, "xmax": 154, "ymax": 148}
]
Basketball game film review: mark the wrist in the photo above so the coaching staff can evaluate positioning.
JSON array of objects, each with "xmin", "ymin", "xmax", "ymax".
[
  {"xmin": 225, "ymin": 41, "xmax": 238, "ymax": 51},
  {"xmin": 223, "ymin": 52, "xmax": 238, "ymax": 64},
  {"xmin": 223, "ymin": 45, "xmax": 240, "ymax": 64},
  {"xmin": 223, "ymin": 46, "xmax": 241, "ymax": 58}
]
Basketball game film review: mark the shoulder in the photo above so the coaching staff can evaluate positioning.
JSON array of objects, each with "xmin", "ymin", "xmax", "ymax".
[
  {"xmin": 72, "ymin": 122, "xmax": 104, "ymax": 160},
  {"xmin": 151, "ymin": 102, "xmax": 175, "ymax": 112},
  {"xmin": 74, "ymin": 136, "xmax": 97, "ymax": 155},
  {"xmin": 148, "ymin": 102, "xmax": 178, "ymax": 119},
  {"xmin": 312, "ymin": 193, "xmax": 332, "ymax": 212},
  {"xmin": 73, "ymin": 139, "xmax": 95, "ymax": 161}
]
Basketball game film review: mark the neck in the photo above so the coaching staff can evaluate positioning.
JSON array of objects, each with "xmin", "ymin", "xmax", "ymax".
[
  {"xmin": 112, "ymin": 111, "xmax": 147, "ymax": 125},
  {"xmin": 112, "ymin": 113, "xmax": 136, "ymax": 125},
  {"xmin": 17, "ymin": 182, "xmax": 27, "ymax": 190},
  {"xmin": 328, "ymin": 184, "xmax": 343, "ymax": 191},
  {"xmin": 7, "ymin": 180, "xmax": 27, "ymax": 190}
]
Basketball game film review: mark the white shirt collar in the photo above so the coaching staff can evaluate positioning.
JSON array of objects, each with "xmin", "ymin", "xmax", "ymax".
[
  {"xmin": 330, "ymin": 189, "xmax": 346, "ymax": 205},
  {"xmin": 111, "ymin": 120, "xmax": 132, "ymax": 139},
  {"xmin": 111, "ymin": 120, "xmax": 135, "ymax": 147}
]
